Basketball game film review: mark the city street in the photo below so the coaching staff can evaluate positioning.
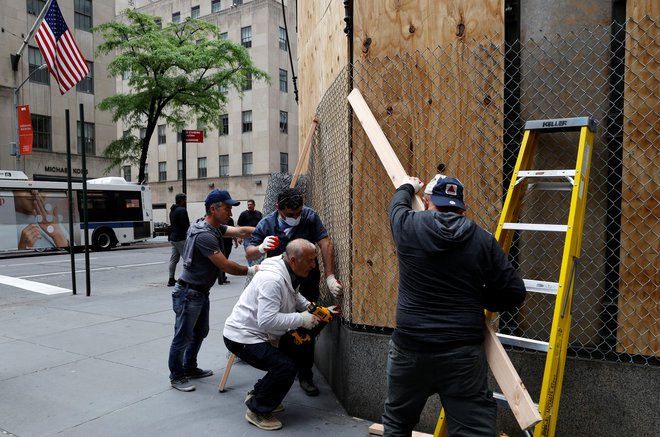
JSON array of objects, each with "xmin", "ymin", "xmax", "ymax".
[{"xmin": 0, "ymin": 240, "xmax": 371, "ymax": 436}]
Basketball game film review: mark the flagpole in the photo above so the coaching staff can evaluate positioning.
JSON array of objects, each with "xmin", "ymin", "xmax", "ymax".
[{"xmin": 11, "ymin": 0, "xmax": 54, "ymax": 71}]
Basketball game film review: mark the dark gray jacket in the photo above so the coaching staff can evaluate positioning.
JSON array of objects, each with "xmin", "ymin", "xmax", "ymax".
[
  {"xmin": 169, "ymin": 204, "xmax": 190, "ymax": 242},
  {"xmin": 389, "ymin": 184, "xmax": 526, "ymax": 352}
]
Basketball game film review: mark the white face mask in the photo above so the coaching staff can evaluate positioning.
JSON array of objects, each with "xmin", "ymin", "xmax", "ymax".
[{"xmin": 284, "ymin": 216, "xmax": 300, "ymax": 227}]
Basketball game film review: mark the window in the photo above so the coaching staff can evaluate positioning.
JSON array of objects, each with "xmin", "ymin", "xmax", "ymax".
[
  {"xmin": 242, "ymin": 72, "xmax": 252, "ymax": 91},
  {"xmin": 28, "ymin": 46, "xmax": 49, "ymax": 85},
  {"xmin": 279, "ymin": 111, "xmax": 288, "ymax": 133},
  {"xmin": 219, "ymin": 114, "xmax": 229, "ymax": 136},
  {"xmin": 122, "ymin": 165, "xmax": 132, "ymax": 182},
  {"xmin": 279, "ymin": 27, "xmax": 287, "ymax": 51},
  {"xmin": 144, "ymin": 164, "xmax": 149, "ymax": 183},
  {"xmin": 197, "ymin": 157, "xmax": 207, "ymax": 178},
  {"xmin": 241, "ymin": 110, "xmax": 252, "ymax": 133},
  {"xmin": 218, "ymin": 83, "xmax": 228, "ymax": 94},
  {"xmin": 158, "ymin": 162, "xmax": 167, "ymax": 182},
  {"xmin": 122, "ymin": 130, "xmax": 130, "ymax": 138},
  {"xmin": 76, "ymin": 61, "xmax": 94, "ymax": 94},
  {"xmin": 197, "ymin": 119, "xmax": 206, "ymax": 132},
  {"xmin": 219, "ymin": 154, "xmax": 229, "ymax": 177},
  {"xmin": 74, "ymin": 0, "xmax": 93, "ymax": 32},
  {"xmin": 122, "ymin": 70, "xmax": 130, "ymax": 80},
  {"xmin": 242, "ymin": 152, "xmax": 253, "ymax": 175},
  {"xmin": 176, "ymin": 129, "xmax": 182, "ymax": 142},
  {"xmin": 139, "ymin": 128, "xmax": 147, "ymax": 140},
  {"xmin": 219, "ymin": 32, "xmax": 228, "ymax": 40},
  {"xmin": 27, "ymin": 0, "xmax": 46, "ymax": 15},
  {"xmin": 279, "ymin": 69, "xmax": 288, "ymax": 92},
  {"xmin": 233, "ymin": 0, "xmax": 242, "ymax": 5},
  {"xmin": 177, "ymin": 160, "xmax": 183, "ymax": 180},
  {"xmin": 212, "ymin": 0, "xmax": 221, "ymax": 13},
  {"xmin": 172, "ymin": 11, "xmax": 180, "ymax": 23},
  {"xmin": 77, "ymin": 122, "xmax": 95, "ymax": 155},
  {"xmin": 154, "ymin": 18, "xmax": 162, "ymax": 28},
  {"xmin": 191, "ymin": 5, "xmax": 200, "ymax": 18},
  {"xmin": 158, "ymin": 125, "xmax": 166, "ymax": 144},
  {"xmin": 241, "ymin": 26, "xmax": 252, "ymax": 48},
  {"xmin": 31, "ymin": 114, "xmax": 51, "ymax": 151},
  {"xmin": 280, "ymin": 152, "xmax": 289, "ymax": 173}
]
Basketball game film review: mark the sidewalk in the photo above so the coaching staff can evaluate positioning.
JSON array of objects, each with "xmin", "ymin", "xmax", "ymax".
[{"xmin": 0, "ymin": 245, "xmax": 372, "ymax": 437}]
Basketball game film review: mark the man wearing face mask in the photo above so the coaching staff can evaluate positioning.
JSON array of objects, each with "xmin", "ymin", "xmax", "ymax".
[{"xmin": 246, "ymin": 188, "xmax": 342, "ymax": 396}]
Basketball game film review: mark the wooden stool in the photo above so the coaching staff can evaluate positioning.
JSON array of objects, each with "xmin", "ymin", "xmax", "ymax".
[{"xmin": 217, "ymin": 352, "xmax": 235, "ymax": 392}]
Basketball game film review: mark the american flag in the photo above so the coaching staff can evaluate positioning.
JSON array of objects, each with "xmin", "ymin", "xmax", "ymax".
[{"xmin": 35, "ymin": 0, "xmax": 89, "ymax": 94}]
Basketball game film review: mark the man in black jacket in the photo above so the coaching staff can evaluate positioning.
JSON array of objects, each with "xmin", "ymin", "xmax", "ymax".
[
  {"xmin": 383, "ymin": 175, "xmax": 526, "ymax": 437},
  {"xmin": 168, "ymin": 193, "xmax": 190, "ymax": 286}
]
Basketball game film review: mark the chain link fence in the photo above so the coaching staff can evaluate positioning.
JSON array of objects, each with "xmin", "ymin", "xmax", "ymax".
[{"xmin": 304, "ymin": 17, "xmax": 658, "ymax": 366}]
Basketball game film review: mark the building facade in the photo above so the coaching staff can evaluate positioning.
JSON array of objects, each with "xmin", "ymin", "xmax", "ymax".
[
  {"xmin": 0, "ymin": 0, "xmax": 117, "ymax": 181},
  {"xmin": 117, "ymin": 0, "xmax": 298, "ymax": 221}
]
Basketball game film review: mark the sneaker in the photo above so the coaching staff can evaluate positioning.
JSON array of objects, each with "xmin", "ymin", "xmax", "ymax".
[
  {"xmin": 167, "ymin": 278, "xmax": 176, "ymax": 287},
  {"xmin": 245, "ymin": 408, "xmax": 282, "ymax": 431},
  {"xmin": 245, "ymin": 390, "xmax": 284, "ymax": 413},
  {"xmin": 299, "ymin": 378, "xmax": 320, "ymax": 396},
  {"xmin": 185, "ymin": 368, "xmax": 214, "ymax": 379},
  {"xmin": 171, "ymin": 377, "xmax": 196, "ymax": 392}
]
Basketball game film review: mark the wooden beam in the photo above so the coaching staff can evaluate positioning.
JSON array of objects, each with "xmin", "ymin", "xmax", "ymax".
[
  {"xmin": 348, "ymin": 87, "xmax": 541, "ymax": 431},
  {"xmin": 290, "ymin": 117, "xmax": 319, "ymax": 189},
  {"xmin": 368, "ymin": 423, "xmax": 432, "ymax": 437},
  {"xmin": 347, "ymin": 89, "xmax": 425, "ymax": 210}
]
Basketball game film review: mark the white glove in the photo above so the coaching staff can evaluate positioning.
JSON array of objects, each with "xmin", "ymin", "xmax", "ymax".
[
  {"xmin": 326, "ymin": 305, "xmax": 342, "ymax": 316},
  {"xmin": 247, "ymin": 266, "xmax": 258, "ymax": 276},
  {"xmin": 325, "ymin": 274, "xmax": 343, "ymax": 297},
  {"xmin": 399, "ymin": 176, "xmax": 424, "ymax": 193},
  {"xmin": 258, "ymin": 236, "xmax": 279, "ymax": 254},
  {"xmin": 299, "ymin": 311, "xmax": 319, "ymax": 330}
]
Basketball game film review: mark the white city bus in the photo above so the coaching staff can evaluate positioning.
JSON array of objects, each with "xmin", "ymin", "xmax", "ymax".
[{"xmin": 0, "ymin": 170, "xmax": 153, "ymax": 252}]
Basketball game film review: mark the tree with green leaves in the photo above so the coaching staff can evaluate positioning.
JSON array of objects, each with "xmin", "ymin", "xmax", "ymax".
[{"xmin": 94, "ymin": 10, "xmax": 269, "ymax": 184}]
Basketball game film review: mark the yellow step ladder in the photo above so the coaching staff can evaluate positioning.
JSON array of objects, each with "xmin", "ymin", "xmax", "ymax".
[{"xmin": 434, "ymin": 117, "xmax": 596, "ymax": 437}]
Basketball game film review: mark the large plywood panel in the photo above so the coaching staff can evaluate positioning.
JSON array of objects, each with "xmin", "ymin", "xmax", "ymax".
[
  {"xmin": 297, "ymin": 0, "xmax": 348, "ymax": 152},
  {"xmin": 350, "ymin": 1, "xmax": 504, "ymax": 326},
  {"xmin": 617, "ymin": 1, "xmax": 659, "ymax": 356}
]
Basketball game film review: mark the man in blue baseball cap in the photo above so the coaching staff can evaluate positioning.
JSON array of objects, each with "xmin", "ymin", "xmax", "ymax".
[
  {"xmin": 384, "ymin": 174, "xmax": 526, "ymax": 436},
  {"xmin": 168, "ymin": 189, "xmax": 257, "ymax": 392}
]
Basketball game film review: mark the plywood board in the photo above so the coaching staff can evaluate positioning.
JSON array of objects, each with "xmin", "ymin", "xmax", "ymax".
[{"xmin": 617, "ymin": 3, "xmax": 660, "ymax": 356}]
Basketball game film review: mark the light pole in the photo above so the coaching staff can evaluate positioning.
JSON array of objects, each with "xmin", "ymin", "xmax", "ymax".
[{"xmin": 13, "ymin": 63, "xmax": 48, "ymax": 171}]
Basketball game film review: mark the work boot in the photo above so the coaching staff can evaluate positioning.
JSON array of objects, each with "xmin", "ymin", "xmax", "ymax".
[
  {"xmin": 170, "ymin": 377, "xmax": 195, "ymax": 392},
  {"xmin": 245, "ymin": 408, "xmax": 283, "ymax": 431},
  {"xmin": 167, "ymin": 277, "xmax": 176, "ymax": 287},
  {"xmin": 184, "ymin": 368, "xmax": 214, "ymax": 379},
  {"xmin": 299, "ymin": 378, "xmax": 320, "ymax": 396}
]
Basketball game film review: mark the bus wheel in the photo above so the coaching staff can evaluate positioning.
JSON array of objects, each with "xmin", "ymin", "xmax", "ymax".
[{"xmin": 92, "ymin": 229, "xmax": 115, "ymax": 251}]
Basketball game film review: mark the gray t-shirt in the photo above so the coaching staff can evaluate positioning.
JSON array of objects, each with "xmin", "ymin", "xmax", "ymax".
[{"xmin": 179, "ymin": 220, "xmax": 227, "ymax": 290}]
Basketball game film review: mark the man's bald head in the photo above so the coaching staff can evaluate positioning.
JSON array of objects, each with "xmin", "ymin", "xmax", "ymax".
[{"xmin": 285, "ymin": 239, "xmax": 317, "ymax": 277}]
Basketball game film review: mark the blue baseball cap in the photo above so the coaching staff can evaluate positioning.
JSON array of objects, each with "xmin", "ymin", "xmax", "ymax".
[
  {"xmin": 205, "ymin": 189, "xmax": 240, "ymax": 206},
  {"xmin": 430, "ymin": 177, "xmax": 466, "ymax": 210}
]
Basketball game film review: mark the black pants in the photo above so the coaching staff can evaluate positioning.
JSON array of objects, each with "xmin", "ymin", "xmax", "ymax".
[
  {"xmin": 291, "ymin": 266, "xmax": 321, "ymax": 381},
  {"xmin": 224, "ymin": 337, "xmax": 298, "ymax": 414}
]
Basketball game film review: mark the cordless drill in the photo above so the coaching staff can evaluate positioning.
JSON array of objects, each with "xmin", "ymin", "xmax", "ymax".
[{"xmin": 289, "ymin": 302, "xmax": 334, "ymax": 345}]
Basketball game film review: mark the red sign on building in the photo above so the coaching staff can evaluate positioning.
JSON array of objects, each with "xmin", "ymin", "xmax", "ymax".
[
  {"xmin": 183, "ymin": 129, "xmax": 204, "ymax": 143},
  {"xmin": 17, "ymin": 105, "xmax": 33, "ymax": 155}
]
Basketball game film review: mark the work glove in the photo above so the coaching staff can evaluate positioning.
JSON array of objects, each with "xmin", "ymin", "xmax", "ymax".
[
  {"xmin": 399, "ymin": 176, "xmax": 424, "ymax": 193},
  {"xmin": 247, "ymin": 266, "xmax": 259, "ymax": 276},
  {"xmin": 326, "ymin": 305, "xmax": 342, "ymax": 316},
  {"xmin": 325, "ymin": 274, "xmax": 343, "ymax": 298},
  {"xmin": 258, "ymin": 236, "xmax": 279, "ymax": 254},
  {"xmin": 299, "ymin": 311, "xmax": 319, "ymax": 330}
]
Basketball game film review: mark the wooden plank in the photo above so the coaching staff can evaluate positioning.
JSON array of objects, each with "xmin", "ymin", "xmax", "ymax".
[
  {"xmin": 368, "ymin": 423, "xmax": 432, "ymax": 437},
  {"xmin": 347, "ymin": 88, "xmax": 424, "ymax": 210},
  {"xmin": 349, "ymin": 86, "xmax": 540, "ymax": 430},
  {"xmin": 617, "ymin": 3, "xmax": 659, "ymax": 356},
  {"xmin": 290, "ymin": 118, "xmax": 319, "ymax": 189},
  {"xmin": 217, "ymin": 352, "xmax": 235, "ymax": 392}
]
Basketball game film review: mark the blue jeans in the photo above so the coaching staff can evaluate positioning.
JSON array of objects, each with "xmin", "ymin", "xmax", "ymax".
[
  {"xmin": 224, "ymin": 337, "xmax": 298, "ymax": 414},
  {"xmin": 168, "ymin": 284, "xmax": 210, "ymax": 380},
  {"xmin": 382, "ymin": 340, "xmax": 496, "ymax": 437}
]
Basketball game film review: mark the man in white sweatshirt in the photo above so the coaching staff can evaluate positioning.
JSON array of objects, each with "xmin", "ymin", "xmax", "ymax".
[{"xmin": 223, "ymin": 238, "xmax": 336, "ymax": 431}]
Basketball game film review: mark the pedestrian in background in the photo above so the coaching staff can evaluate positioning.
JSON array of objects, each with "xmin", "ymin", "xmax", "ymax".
[
  {"xmin": 168, "ymin": 189, "xmax": 257, "ymax": 392},
  {"xmin": 237, "ymin": 199, "xmax": 263, "ymax": 266},
  {"xmin": 167, "ymin": 193, "xmax": 190, "ymax": 287},
  {"xmin": 383, "ymin": 175, "xmax": 526, "ymax": 436}
]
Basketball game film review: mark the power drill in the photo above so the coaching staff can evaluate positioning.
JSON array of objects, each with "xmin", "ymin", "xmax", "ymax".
[{"xmin": 289, "ymin": 302, "xmax": 334, "ymax": 345}]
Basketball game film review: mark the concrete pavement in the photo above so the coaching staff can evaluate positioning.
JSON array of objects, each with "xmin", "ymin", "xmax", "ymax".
[{"xmin": 0, "ymin": 243, "xmax": 372, "ymax": 437}]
